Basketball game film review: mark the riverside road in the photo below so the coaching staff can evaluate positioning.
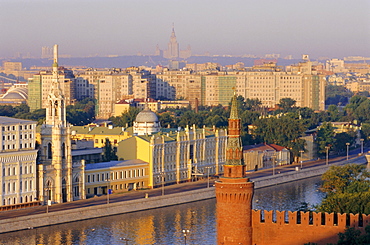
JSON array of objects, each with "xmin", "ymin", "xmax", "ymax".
[{"xmin": 0, "ymin": 147, "xmax": 367, "ymax": 222}]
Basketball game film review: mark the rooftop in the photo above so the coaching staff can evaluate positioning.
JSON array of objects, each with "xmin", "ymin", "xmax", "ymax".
[{"xmin": 85, "ymin": 159, "xmax": 148, "ymax": 170}]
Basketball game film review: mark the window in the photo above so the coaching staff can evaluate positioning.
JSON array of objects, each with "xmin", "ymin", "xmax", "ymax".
[{"xmin": 87, "ymin": 175, "xmax": 90, "ymax": 183}]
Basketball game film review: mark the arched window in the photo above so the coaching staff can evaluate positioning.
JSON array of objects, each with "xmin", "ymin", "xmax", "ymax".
[{"xmin": 48, "ymin": 143, "xmax": 52, "ymax": 159}]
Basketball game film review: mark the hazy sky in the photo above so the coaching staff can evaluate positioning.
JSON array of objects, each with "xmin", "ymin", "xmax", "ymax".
[{"xmin": 1, "ymin": 0, "xmax": 370, "ymax": 59}]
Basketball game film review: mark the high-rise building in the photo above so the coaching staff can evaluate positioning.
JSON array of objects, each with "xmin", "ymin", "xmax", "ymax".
[
  {"xmin": 215, "ymin": 92, "xmax": 254, "ymax": 245},
  {"xmin": 27, "ymin": 63, "xmax": 75, "ymax": 112},
  {"xmin": 37, "ymin": 45, "xmax": 85, "ymax": 203},
  {"xmin": 41, "ymin": 46, "xmax": 53, "ymax": 59},
  {"xmin": 158, "ymin": 25, "xmax": 191, "ymax": 60}
]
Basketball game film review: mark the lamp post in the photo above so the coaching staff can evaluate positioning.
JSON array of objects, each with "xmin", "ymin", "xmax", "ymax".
[
  {"xmin": 182, "ymin": 229, "xmax": 190, "ymax": 245},
  {"xmin": 325, "ymin": 146, "xmax": 330, "ymax": 166},
  {"xmin": 299, "ymin": 150, "xmax": 304, "ymax": 169},
  {"xmin": 205, "ymin": 167, "xmax": 211, "ymax": 188},
  {"xmin": 360, "ymin": 138, "xmax": 364, "ymax": 154},
  {"xmin": 160, "ymin": 172, "xmax": 165, "ymax": 196},
  {"xmin": 107, "ymin": 176, "xmax": 111, "ymax": 204},
  {"xmin": 346, "ymin": 142, "xmax": 350, "ymax": 160}
]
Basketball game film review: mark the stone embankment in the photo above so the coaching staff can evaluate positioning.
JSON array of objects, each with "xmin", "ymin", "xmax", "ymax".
[{"xmin": 0, "ymin": 155, "xmax": 367, "ymax": 233}]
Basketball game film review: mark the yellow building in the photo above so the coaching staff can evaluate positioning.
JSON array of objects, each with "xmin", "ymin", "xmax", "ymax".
[
  {"xmin": 70, "ymin": 125, "xmax": 131, "ymax": 148},
  {"xmin": 84, "ymin": 159, "xmax": 149, "ymax": 198},
  {"xmin": 118, "ymin": 125, "xmax": 227, "ymax": 189}
]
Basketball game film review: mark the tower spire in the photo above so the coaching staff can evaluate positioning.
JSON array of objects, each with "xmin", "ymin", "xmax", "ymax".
[
  {"xmin": 215, "ymin": 94, "xmax": 254, "ymax": 245},
  {"xmin": 225, "ymin": 90, "xmax": 244, "ymax": 169}
]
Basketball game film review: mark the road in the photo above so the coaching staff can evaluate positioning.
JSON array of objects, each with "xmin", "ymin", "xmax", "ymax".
[{"xmin": 0, "ymin": 147, "xmax": 367, "ymax": 221}]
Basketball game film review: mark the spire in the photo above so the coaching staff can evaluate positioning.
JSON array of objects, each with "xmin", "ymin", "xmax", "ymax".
[
  {"xmin": 171, "ymin": 23, "xmax": 176, "ymax": 38},
  {"xmin": 46, "ymin": 44, "xmax": 66, "ymax": 126},
  {"xmin": 230, "ymin": 88, "xmax": 239, "ymax": 119},
  {"xmin": 225, "ymin": 90, "xmax": 244, "ymax": 168}
]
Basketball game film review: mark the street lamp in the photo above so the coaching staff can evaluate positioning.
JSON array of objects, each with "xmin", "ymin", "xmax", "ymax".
[
  {"xmin": 299, "ymin": 150, "xmax": 304, "ymax": 169},
  {"xmin": 107, "ymin": 176, "xmax": 111, "ymax": 204},
  {"xmin": 325, "ymin": 146, "xmax": 330, "ymax": 166},
  {"xmin": 205, "ymin": 167, "xmax": 211, "ymax": 188},
  {"xmin": 360, "ymin": 138, "xmax": 364, "ymax": 154},
  {"xmin": 160, "ymin": 172, "xmax": 165, "ymax": 196},
  {"xmin": 182, "ymin": 229, "xmax": 190, "ymax": 245},
  {"xmin": 346, "ymin": 142, "xmax": 350, "ymax": 160}
]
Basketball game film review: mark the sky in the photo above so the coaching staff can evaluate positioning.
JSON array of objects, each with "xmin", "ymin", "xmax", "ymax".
[{"xmin": 1, "ymin": 0, "xmax": 370, "ymax": 59}]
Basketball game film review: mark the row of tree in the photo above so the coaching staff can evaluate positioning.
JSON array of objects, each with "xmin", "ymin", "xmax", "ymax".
[{"xmin": 0, "ymin": 98, "xmax": 95, "ymax": 126}]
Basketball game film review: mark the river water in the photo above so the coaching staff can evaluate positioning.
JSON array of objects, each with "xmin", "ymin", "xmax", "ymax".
[{"xmin": 0, "ymin": 176, "xmax": 325, "ymax": 245}]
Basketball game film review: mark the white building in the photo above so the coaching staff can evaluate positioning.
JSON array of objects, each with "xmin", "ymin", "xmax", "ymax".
[{"xmin": 0, "ymin": 116, "xmax": 38, "ymax": 206}]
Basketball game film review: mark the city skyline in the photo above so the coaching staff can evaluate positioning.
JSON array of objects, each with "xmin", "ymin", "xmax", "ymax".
[{"xmin": 1, "ymin": 0, "xmax": 370, "ymax": 59}]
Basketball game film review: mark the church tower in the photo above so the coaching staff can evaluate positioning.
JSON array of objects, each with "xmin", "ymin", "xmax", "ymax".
[
  {"xmin": 215, "ymin": 92, "xmax": 254, "ymax": 245},
  {"xmin": 39, "ymin": 44, "xmax": 74, "ymax": 203}
]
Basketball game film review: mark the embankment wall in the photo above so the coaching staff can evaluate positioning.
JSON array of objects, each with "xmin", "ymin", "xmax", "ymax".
[{"xmin": 0, "ymin": 155, "xmax": 367, "ymax": 233}]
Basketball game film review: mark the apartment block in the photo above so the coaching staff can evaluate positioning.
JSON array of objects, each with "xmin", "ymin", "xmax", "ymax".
[{"xmin": 0, "ymin": 117, "xmax": 38, "ymax": 206}]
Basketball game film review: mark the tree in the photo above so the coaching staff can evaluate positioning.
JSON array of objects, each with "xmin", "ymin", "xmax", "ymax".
[
  {"xmin": 278, "ymin": 98, "xmax": 296, "ymax": 112},
  {"xmin": 253, "ymin": 116, "xmax": 306, "ymax": 159},
  {"xmin": 102, "ymin": 138, "xmax": 118, "ymax": 162},
  {"xmin": 109, "ymin": 107, "xmax": 140, "ymax": 127},
  {"xmin": 245, "ymin": 98, "xmax": 262, "ymax": 111},
  {"xmin": 333, "ymin": 131, "xmax": 356, "ymax": 154},
  {"xmin": 317, "ymin": 164, "xmax": 370, "ymax": 214},
  {"xmin": 316, "ymin": 122, "xmax": 336, "ymax": 156},
  {"xmin": 325, "ymin": 85, "xmax": 352, "ymax": 105},
  {"xmin": 337, "ymin": 226, "xmax": 370, "ymax": 245}
]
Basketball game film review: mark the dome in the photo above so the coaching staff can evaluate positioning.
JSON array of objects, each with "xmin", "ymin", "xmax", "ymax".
[
  {"xmin": 2, "ymin": 87, "xmax": 28, "ymax": 100},
  {"xmin": 2, "ymin": 92, "xmax": 24, "ymax": 100},
  {"xmin": 135, "ymin": 108, "xmax": 159, "ymax": 123}
]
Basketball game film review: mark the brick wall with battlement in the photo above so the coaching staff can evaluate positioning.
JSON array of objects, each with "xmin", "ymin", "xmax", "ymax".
[{"xmin": 252, "ymin": 210, "xmax": 370, "ymax": 245}]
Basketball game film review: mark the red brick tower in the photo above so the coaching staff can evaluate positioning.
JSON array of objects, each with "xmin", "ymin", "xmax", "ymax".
[{"xmin": 216, "ymin": 92, "xmax": 254, "ymax": 245}]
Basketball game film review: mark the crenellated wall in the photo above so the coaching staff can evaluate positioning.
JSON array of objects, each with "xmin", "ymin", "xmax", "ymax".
[{"xmin": 252, "ymin": 210, "xmax": 370, "ymax": 245}]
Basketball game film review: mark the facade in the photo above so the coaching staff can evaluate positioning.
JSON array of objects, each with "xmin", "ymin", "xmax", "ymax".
[
  {"xmin": 243, "ymin": 143, "xmax": 290, "ymax": 171},
  {"xmin": 0, "ymin": 117, "xmax": 38, "ymax": 206},
  {"xmin": 84, "ymin": 159, "xmax": 149, "ymax": 198},
  {"xmin": 27, "ymin": 67, "xmax": 75, "ymax": 112},
  {"xmin": 70, "ymin": 125, "xmax": 131, "ymax": 148},
  {"xmin": 37, "ymin": 45, "xmax": 85, "ymax": 203},
  {"xmin": 215, "ymin": 92, "xmax": 254, "ymax": 244},
  {"xmin": 118, "ymin": 115, "xmax": 227, "ymax": 188}
]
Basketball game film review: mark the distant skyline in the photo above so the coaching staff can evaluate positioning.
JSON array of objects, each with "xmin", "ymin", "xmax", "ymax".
[{"xmin": 1, "ymin": 0, "xmax": 370, "ymax": 59}]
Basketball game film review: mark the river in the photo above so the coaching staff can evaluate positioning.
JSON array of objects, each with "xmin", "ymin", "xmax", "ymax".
[{"xmin": 0, "ymin": 176, "xmax": 325, "ymax": 245}]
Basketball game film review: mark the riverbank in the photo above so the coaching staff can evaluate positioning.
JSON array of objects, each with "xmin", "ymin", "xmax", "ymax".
[{"xmin": 0, "ymin": 155, "xmax": 367, "ymax": 234}]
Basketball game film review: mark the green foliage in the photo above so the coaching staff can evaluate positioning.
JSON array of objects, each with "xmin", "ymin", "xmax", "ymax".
[
  {"xmin": 333, "ymin": 131, "xmax": 356, "ymax": 154},
  {"xmin": 325, "ymin": 85, "xmax": 352, "ymax": 105},
  {"xmin": 252, "ymin": 115, "xmax": 306, "ymax": 158},
  {"xmin": 317, "ymin": 164, "xmax": 370, "ymax": 214},
  {"xmin": 316, "ymin": 122, "xmax": 336, "ymax": 156},
  {"xmin": 360, "ymin": 123, "xmax": 370, "ymax": 143},
  {"xmin": 278, "ymin": 97, "xmax": 296, "ymax": 112},
  {"xmin": 109, "ymin": 107, "xmax": 140, "ymax": 127},
  {"xmin": 337, "ymin": 225, "xmax": 370, "ymax": 245},
  {"xmin": 66, "ymin": 98, "xmax": 95, "ymax": 125},
  {"xmin": 102, "ymin": 138, "xmax": 118, "ymax": 162}
]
